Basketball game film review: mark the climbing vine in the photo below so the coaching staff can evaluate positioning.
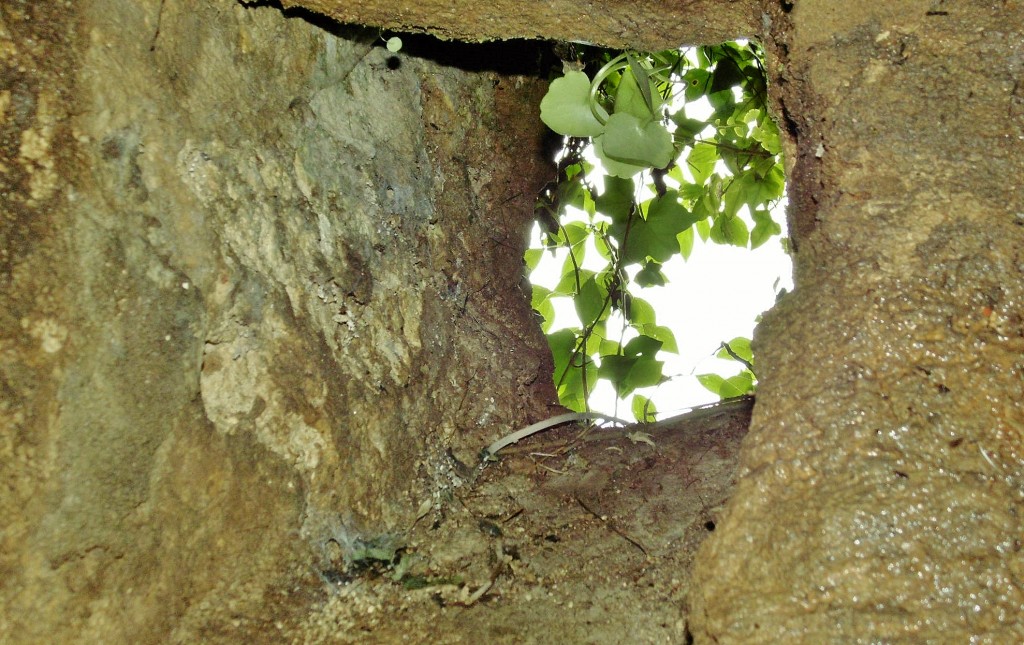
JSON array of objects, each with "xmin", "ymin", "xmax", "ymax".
[{"xmin": 528, "ymin": 42, "xmax": 785, "ymax": 420}]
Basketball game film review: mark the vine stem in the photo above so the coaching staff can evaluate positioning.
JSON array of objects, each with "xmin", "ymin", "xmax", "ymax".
[{"xmin": 587, "ymin": 52, "xmax": 628, "ymax": 125}]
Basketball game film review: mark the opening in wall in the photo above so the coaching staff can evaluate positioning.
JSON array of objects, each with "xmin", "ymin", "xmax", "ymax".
[{"xmin": 526, "ymin": 41, "xmax": 792, "ymax": 422}]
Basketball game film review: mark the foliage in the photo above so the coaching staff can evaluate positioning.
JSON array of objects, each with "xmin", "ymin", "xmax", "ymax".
[{"xmin": 529, "ymin": 42, "xmax": 785, "ymax": 419}]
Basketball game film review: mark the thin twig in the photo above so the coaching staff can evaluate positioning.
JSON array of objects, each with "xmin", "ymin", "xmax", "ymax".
[{"xmin": 574, "ymin": 493, "xmax": 648, "ymax": 557}]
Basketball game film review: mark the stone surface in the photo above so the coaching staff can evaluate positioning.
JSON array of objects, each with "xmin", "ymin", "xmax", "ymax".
[
  {"xmin": 295, "ymin": 399, "xmax": 754, "ymax": 643},
  {"xmin": 3, "ymin": 0, "xmax": 1023, "ymax": 642},
  {"xmin": 1, "ymin": 0, "xmax": 555, "ymax": 640},
  {"xmin": 690, "ymin": 2, "xmax": 1024, "ymax": 641},
  {"xmin": 284, "ymin": 0, "xmax": 760, "ymax": 51}
]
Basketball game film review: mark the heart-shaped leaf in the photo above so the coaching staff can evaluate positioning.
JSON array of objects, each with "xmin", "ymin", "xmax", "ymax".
[
  {"xmin": 540, "ymin": 71, "xmax": 606, "ymax": 137},
  {"xmin": 601, "ymin": 112, "xmax": 674, "ymax": 169},
  {"xmin": 593, "ymin": 134, "xmax": 647, "ymax": 178},
  {"xmin": 609, "ymin": 189, "xmax": 695, "ymax": 266}
]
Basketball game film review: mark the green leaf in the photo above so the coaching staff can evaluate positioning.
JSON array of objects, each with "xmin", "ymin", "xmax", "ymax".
[
  {"xmin": 593, "ymin": 138, "xmax": 647, "ymax": 178},
  {"xmin": 710, "ymin": 214, "xmax": 749, "ymax": 247},
  {"xmin": 583, "ymin": 318, "xmax": 608, "ymax": 352},
  {"xmin": 646, "ymin": 325, "xmax": 678, "ymax": 353},
  {"xmin": 683, "ymin": 68, "xmax": 711, "ymax": 101},
  {"xmin": 708, "ymin": 174, "xmax": 724, "ymax": 213},
  {"xmin": 613, "ymin": 190, "xmax": 695, "ymax": 266},
  {"xmin": 671, "ymin": 115, "xmax": 707, "ymax": 146},
  {"xmin": 597, "ymin": 355, "xmax": 631, "ymax": 396},
  {"xmin": 677, "ymin": 226, "xmax": 694, "ymax": 259},
  {"xmin": 687, "ymin": 142, "xmax": 718, "ymax": 186},
  {"xmin": 562, "ymin": 221, "xmax": 589, "ymax": 247},
  {"xmin": 598, "ymin": 336, "xmax": 621, "ymax": 357},
  {"xmin": 598, "ymin": 354, "xmax": 663, "ymax": 398},
  {"xmin": 726, "ymin": 371, "xmax": 755, "ymax": 395},
  {"xmin": 540, "ymin": 71, "xmax": 606, "ymax": 137},
  {"xmin": 628, "ymin": 54, "xmax": 659, "ymax": 115},
  {"xmin": 750, "ymin": 208, "xmax": 782, "ymax": 249},
  {"xmin": 723, "ymin": 170, "xmax": 782, "ymax": 219},
  {"xmin": 575, "ymin": 275, "xmax": 609, "ymax": 324},
  {"xmin": 624, "ymin": 334, "xmax": 662, "ymax": 358},
  {"xmin": 678, "ymin": 182, "xmax": 703, "ymax": 205},
  {"xmin": 557, "ymin": 176, "xmax": 587, "ymax": 211},
  {"xmin": 615, "ymin": 65, "xmax": 658, "ymax": 121},
  {"xmin": 548, "ymin": 329, "xmax": 586, "ymax": 411},
  {"xmin": 707, "ymin": 89, "xmax": 736, "ymax": 118},
  {"xmin": 594, "ymin": 233, "xmax": 613, "ymax": 261},
  {"xmin": 716, "ymin": 337, "xmax": 753, "ymax": 363},
  {"xmin": 710, "ymin": 55, "xmax": 745, "ymax": 93},
  {"xmin": 751, "ymin": 116, "xmax": 782, "ymax": 155},
  {"xmin": 696, "ymin": 373, "xmax": 726, "ymax": 396},
  {"xmin": 696, "ymin": 218, "xmax": 711, "ymax": 242},
  {"xmin": 696, "ymin": 371, "xmax": 754, "ymax": 399},
  {"xmin": 718, "ymin": 144, "xmax": 747, "ymax": 176},
  {"xmin": 625, "ymin": 356, "xmax": 664, "ymax": 392},
  {"xmin": 632, "ymin": 395, "xmax": 658, "ymax": 423},
  {"xmin": 750, "ymin": 154, "xmax": 778, "ymax": 180},
  {"xmin": 636, "ymin": 260, "xmax": 667, "ymax": 287},
  {"xmin": 599, "ymin": 112, "xmax": 674, "ymax": 169},
  {"xmin": 584, "ymin": 322, "xmax": 608, "ymax": 356},
  {"xmin": 625, "ymin": 295, "xmax": 656, "ymax": 326},
  {"xmin": 554, "ymin": 266, "xmax": 589, "ymax": 296},
  {"xmin": 547, "ymin": 328, "xmax": 576, "ymax": 364},
  {"xmin": 530, "ymin": 284, "xmax": 554, "ymax": 331},
  {"xmin": 524, "ymin": 248, "xmax": 544, "ymax": 271},
  {"xmin": 594, "ymin": 176, "xmax": 635, "ymax": 222}
]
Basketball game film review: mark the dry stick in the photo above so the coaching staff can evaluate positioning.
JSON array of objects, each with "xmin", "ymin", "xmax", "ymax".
[
  {"xmin": 482, "ymin": 412, "xmax": 629, "ymax": 460},
  {"xmin": 482, "ymin": 397, "xmax": 754, "ymax": 461},
  {"xmin": 574, "ymin": 493, "xmax": 649, "ymax": 557}
]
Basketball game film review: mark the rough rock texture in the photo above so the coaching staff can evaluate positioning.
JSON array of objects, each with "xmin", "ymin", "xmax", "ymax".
[
  {"xmin": 284, "ymin": 0, "xmax": 760, "ymax": 52},
  {"xmin": 286, "ymin": 0, "xmax": 1024, "ymax": 641},
  {"xmin": 1, "ymin": 0, "xmax": 555, "ymax": 641},
  {"xmin": 690, "ymin": 3, "xmax": 1024, "ymax": 641},
  {"xmin": 296, "ymin": 398, "xmax": 754, "ymax": 643},
  {"xmin": 4, "ymin": 0, "xmax": 1023, "ymax": 642}
]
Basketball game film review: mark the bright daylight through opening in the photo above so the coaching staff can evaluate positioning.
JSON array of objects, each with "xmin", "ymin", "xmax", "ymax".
[{"xmin": 526, "ymin": 42, "xmax": 792, "ymax": 422}]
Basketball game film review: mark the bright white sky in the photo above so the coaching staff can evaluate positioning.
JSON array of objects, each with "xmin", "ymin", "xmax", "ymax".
[
  {"xmin": 529, "ymin": 213, "xmax": 791, "ymax": 419},
  {"xmin": 529, "ymin": 87, "xmax": 793, "ymax": 420}
]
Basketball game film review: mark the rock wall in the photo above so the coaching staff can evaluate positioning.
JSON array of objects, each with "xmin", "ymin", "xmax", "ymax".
[
  {"xmin": 283, "ymin": 0, "xmax": 1024, "ymax": 641},
  {"xmin": 0, "ymin": 1, "xmax": 554, "ymax": 640},
  {"xmin": 690, "ymin": 2, "xmax": 1024, "ymax": 641},
  {"xmin": 4, "ymin": 0, "xmax": 1023, "ymax": 641},
  {"xmin": 284, "ymin": 0, "xmax": 759, "ymax": 51}
]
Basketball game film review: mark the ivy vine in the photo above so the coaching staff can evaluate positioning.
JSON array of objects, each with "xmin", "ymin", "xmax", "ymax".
[{"xmin": 528, "ymin": 42, "xmax": 786, "ymax": 420}]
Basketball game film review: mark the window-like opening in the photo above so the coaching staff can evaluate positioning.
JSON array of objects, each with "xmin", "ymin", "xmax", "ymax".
[{"xmin": 526, "ymin": 42, "xmax": 792, "ymax": 422}]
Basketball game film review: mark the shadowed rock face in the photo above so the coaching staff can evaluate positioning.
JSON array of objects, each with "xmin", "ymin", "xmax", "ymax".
[
  {"xmin": 2, "ymin": 0, "xmax": 1022, "ymax": 642},
  {"xmin": 2, "ymin": 1, "xmax": 554, "ymax": 640}
]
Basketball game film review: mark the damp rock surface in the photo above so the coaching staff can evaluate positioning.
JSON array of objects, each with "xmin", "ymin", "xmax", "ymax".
[{"xmin": 690, "ymin": 2, "xmax": 1024, "ymax": 641}]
